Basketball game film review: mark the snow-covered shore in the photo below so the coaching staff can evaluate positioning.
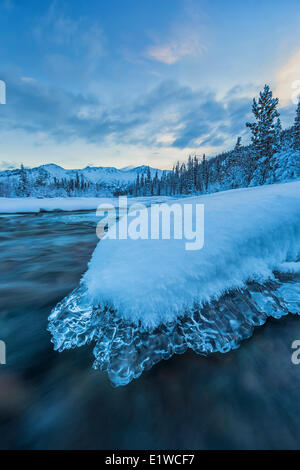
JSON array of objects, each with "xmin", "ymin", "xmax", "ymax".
[
  {"xmin": 0, "ymin": 195, "xmax": 176, "ymax": 214},
  {"xmin": 0, "ymin": 197, "xmax": 114, "ymax": 213},
  {"xmin": 83, "ymin": 180, "xmax": 300, "ymax": 326}
]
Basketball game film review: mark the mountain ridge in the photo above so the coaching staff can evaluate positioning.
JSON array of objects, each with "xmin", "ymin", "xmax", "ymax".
[{"xmin": 0, "ymin": 163, "xmax": 170, "ymax": 197}]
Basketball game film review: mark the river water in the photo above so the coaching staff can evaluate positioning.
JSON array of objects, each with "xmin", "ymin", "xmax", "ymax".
[{"xmin": 0, "ymin": 210, "xmax": 300, "ymax": 449}]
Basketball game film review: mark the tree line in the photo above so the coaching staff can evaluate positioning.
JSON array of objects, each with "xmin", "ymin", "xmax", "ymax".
[{"xmin": 0, "ymin": 166, "xmax": 114, "ymax": 198}]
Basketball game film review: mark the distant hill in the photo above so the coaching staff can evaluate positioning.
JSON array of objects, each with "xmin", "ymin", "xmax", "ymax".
[{"xmin": 0, "ymin": 163, "xmax": 169, "ymax": 197}]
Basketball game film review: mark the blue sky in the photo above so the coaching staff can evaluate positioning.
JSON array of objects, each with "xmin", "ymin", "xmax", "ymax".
[{"xmin": 0, "ymin": 0, "xmax": 300, "ymax": 169}]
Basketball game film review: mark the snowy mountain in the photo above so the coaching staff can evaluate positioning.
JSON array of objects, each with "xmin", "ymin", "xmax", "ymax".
[
  {"xmin": 0, "ymin": 163, "xmax": 168, "ymax": 197},
  {"xmin": 37, "ymin": 163, "xmax": 165, "ymax": 184}
]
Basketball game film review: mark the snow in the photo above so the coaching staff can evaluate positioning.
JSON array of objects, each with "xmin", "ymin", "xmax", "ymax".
[
  {"xmin": 271, "ymin": 149, "xmax": 300, "ymax": 182},
  {"xmin": 277, "ymin": 261, "xmax": 300, "ymax": 273},
  {"xmin": 83, "ymin": 180, "xmax": 300, "ymax": 328},
  {"xmin": 0, "ymin": 197, "xmax": 114, "ymax": 213},
  {"xmin": 0, "ymin": 195, "xmax": 176, "ymax": 213}
]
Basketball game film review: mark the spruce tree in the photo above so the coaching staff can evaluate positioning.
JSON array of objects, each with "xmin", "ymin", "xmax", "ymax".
[
  {"xmin": 235, "ymin": 136, "xmax": 242, "ymax": 153},
  {"xmin": 35, "ymin": 168, "xmax": 47, "ymax": 188},
  {"xmin": 186, "ymin": 155, "xmax": 194, "ymax": 193},
  {"xmin": 135, "ymin": 174, "xmax": 140, "ymax": 196},
  {"xmin": 18, "ymin": 164, "xmax": 29, "ymax": 196},
  {"xmin": 294, "ymin": 99, "xmax": 300, "ymax": 151},
  {"xmin": 246, "ymin": 85, "xmax": 281, "ymax": 183},
  {"xmin": 202, "ymin": 154, "xmax": 209, "ymax": 192},
  {"xmin": 145, "ymin": 166, "xmax": 152, "ymax": 195},
  {"xmin": 246, "ymin": 85, "xmax": 280, "ymax": 158}
]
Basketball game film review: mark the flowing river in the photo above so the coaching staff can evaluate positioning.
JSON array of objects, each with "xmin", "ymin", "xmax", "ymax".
[{"xmin": 0, "ymin": 210, "xmax": 300, "ymax": 449}]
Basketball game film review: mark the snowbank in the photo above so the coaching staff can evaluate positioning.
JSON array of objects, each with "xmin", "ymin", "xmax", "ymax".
[
  {"xmin": 83, "ymin": 181, "xmax": 300, "ymax": 327},
  {"xmin": 0, "ymin": 196, "xmax": 174, "ymax": 214},
  {"xmin": 0, "ymin": 197, "xmax": 112, "ymax": 213}
]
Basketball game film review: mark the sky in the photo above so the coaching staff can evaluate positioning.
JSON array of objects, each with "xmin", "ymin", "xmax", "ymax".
[{"xmin": 0, "ymin": 0, "xmax": 300, "ymax": 170}]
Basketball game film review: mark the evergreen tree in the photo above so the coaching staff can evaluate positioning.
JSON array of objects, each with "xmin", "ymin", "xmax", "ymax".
[
  {"xmin": 193, "ymin": 156, "xmax": 199, "ymax": 188},
  {"xmin": 246, "ymin": 85, "xmax": 280, "ymax": 157},
  {"xmin": 140, "ymin": 174, "xmax": 145, "ymax": 196},
  {"xmin": 294, "ymin": 99, "xmax": 300, "ymax": 151},
  {"xmin": 35, "ymin": 168, "xmax": 47, "ymax": 188},
  {"xmin": 18, "ymin": 164, "xmax": 29, "ymax": 196},
  {"xmin": 75, "ymin": 172, "xmax": 80, "ymax": 191},
  {"xmin": 80, "ymin": 174, "xmax": 85, "ymax": 192},
  {"xmin": 174, "ymin": 161, "xmax": 180, "ymax": 194},
  {"xmin": 179, "ymin": 162, "xmax": 187, "ymax": 193},
  {"xmin": 135, "ymin": 174, "xmax": 140, "ymax": 196},
  {"xmin": 235, "ymin": 136, "xmax": 242, "ymax": 153},
  {"xmin": 246, "ymin": 84, "xmax": 281, "ymax": 183},
  {"xmin": 153, "ymin": 171, "xmax": 159, "ymax": 195},
  {"xmin": 145, "ymin": 166, "xmax": 152, "ymax": 195},
  {"xmin": 202, "ymin": 154, "xmax": 209, "ymax": 192},
  {"xmin": 186, "ymin": 155, "xmax": 195, "ymax": 193}
]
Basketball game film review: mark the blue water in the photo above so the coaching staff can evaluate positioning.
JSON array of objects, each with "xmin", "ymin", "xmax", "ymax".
[{"xmin": 1, "ymin": 211, "xmax": 300, "ymax": 449}]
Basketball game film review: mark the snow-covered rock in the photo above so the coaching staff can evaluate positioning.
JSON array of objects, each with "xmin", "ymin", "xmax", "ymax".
[
  {"xmin": 83, "ymin": 180, "xmax": 300, "ymax": 327},
  {"xmin": 48, "ymin": 181, "xmax": 300, "ymax": 385}
]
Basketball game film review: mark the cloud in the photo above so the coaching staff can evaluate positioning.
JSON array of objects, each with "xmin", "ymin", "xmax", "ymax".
[
  {"xmin": 146, "ymin": 31, "xmax": 205, "ymax": 65},
  {"xmin": 0, "ymin": 72, "xmax": 253, "ymax": 155},
  {"xmin": 146, "ymin": 40, "xmax": 203, "ymax": 65},
  {"xmin": 144, "ymin": 5, "xmax": 206, "ymax": 66},
  {"xmin": 156, "ymin": 133, "xmax": 177, "ymax": 145},
  {"xmin": 146, "ymin": 45, "xmax": 179, "ymax": 65},
  {"xmin": 275, "ymin": 50, "xmax": 300, "ymax": 107}
]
